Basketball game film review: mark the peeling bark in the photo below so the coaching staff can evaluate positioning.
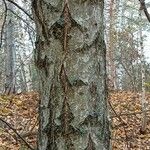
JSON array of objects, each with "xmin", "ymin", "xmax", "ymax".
[{"xmin": 32, "ymin": 0, "xmax": 110, "ymax": 149}]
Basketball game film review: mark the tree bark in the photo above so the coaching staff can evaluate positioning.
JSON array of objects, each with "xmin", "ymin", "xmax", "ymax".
[
  {"xmin": 139, "ymin": 11, "xmax": 147, "ymax": 133},
  {"xmin": 32, "ymin": 0, "xmax": 110, "ymax": 149},
  {"xmin": 107, "ymin": 0, "xmax": 117, "ymax": 90},
  {"xmin": 4, "ymin": 2, "xmax": 16, "ymax": 94}
]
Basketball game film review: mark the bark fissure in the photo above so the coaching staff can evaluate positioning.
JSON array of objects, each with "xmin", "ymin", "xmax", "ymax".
[
  {"xmin": 59, "ymin": 1, "xmax": 75, "ymax": 149},
  {"xmin": 32, "ymin": 0, "xmax": 110, "ymax": 149},
  {"xmin": 32, "ymin": 0, "xmax": 49, "ymax": 42},
  {"xmin": 85, "ymin": 134, "xmax": 96, "ymax": 150}
]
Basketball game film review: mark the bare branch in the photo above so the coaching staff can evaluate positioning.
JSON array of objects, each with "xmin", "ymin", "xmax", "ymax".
[
  {"xmin": 139, "ymin": 0, "xmax": 150, "ymax": 22},
  {"xmin": 6, "ymin": 0, "xmax": 33, "ymax": 20},
  {"xmin": 8, "ymin": 8, "xmax": 35, "ymax": 31}
]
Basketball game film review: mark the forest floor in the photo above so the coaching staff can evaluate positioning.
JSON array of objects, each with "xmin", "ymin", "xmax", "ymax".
[{"xmin": 0, "ymin": 91, "xmax": 150, "ymax": 150}]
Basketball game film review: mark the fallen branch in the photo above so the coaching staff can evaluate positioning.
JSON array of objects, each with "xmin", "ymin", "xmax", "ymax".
[
  {"xmin": 111, "ymin": 109, "xmax": 150, "ymax": 118},
  {"xmin": 20, "ymin": 131, "xmax": 37, "ymax": 138},
  {"xmin": 0, "ymin": 117, "xmax": 34, "ymax": 150},
  {"xmin": 108, "ymin": 100, "xmax": 130, "ymax": 149}
]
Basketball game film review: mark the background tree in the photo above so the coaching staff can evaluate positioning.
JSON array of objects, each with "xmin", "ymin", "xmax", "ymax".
[
  {"xmin": 0, "ymin": 0, "xmax": 35, "ymax": 94},
  {"xmin": 105, "ymin": 0, "xmax": 150, "ymax": 91},
  {"xmin": 4, "ymin": 2, "xmax": 16, "ymax": 94}
]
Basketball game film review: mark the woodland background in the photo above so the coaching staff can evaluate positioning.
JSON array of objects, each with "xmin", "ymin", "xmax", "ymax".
[{"xmin": 0, "ymin": 0, "xmax": 150, "ymax": 149}]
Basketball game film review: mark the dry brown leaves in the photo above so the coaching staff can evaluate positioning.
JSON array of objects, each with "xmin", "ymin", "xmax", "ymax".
[
  {"xmin": 110, "ymin": 91, "xmax": 150, "ymax": 150},
  {"xmin": 0, "ymin": 91, "xmax": 150, "ymax": 149},
  {"xmin": 0, "ymin": 92, "xmax": 38, "ymax": 150}
]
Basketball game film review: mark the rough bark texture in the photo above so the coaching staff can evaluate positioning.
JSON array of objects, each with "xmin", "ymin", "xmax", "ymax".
[{"xmin": 32, "ymin": 0, "xmax": 110, "ymax": 149}]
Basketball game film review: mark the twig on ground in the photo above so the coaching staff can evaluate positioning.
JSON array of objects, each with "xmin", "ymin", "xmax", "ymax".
[{"xmin": 0, "ymin": 117, "xmax": 34, "ymax": 150}]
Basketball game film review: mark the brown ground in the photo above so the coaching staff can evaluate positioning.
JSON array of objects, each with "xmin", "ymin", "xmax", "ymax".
[{"xmin": 0, "ymin": 91, "xmax": 150, "ymax": 149}]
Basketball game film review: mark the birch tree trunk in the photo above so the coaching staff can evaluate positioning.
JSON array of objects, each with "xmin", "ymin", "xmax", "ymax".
[
  {"xmin": 107, "ymin": 0, "xmax": 117, "ymax": 90},
  {"xmin": 139, "ymin": 11, "xmax": 147, "ymax": 133},
  {"xmin": 32, "ymin": 0, "xmax": 110, "ymax": 149},
  {"xmin": 18, "ymin": 55, "xmax": 27, "ymax": 92},
  {"xmin": 5, "ymin": 2, "xmax": 16, "ymax": 94}
]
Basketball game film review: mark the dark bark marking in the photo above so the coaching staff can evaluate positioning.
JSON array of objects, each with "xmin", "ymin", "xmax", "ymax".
[
  {"xmin": 85, "ymin": 134, "xmax": 96, "ymax": 150},
  {"xmin": 100, "ymin": 114, "xmax": 111, "ymax": 149},
  {"xmin": 34, "ymin": 39, "xmax": 53, "ymax": 77},
  {"xmin": 32, "ymin": 0, "xmax": 49, "ymax": 42},
  {"xmin": 71, "ymin": 78, "xmax": 88, "ymax": 87},
  {"xmin": 57, "ymin": 2, "xmax": 76, "ymax": 148},
  {"xmin": 59, "ymin": 64, "xmax": 75, "ymax": 135},
  {"xmin": 89, "ymin": 82, "xmax": 97, "ymax": 97},
  {"xmin": 49, "ymin": 15, "xmax": 85, "ymax": 44},
  {"xmin": 62, "ymin": 1, "xmax": 72, "ymax": 52},
  {"xmin": 48, "ymin": 2, "xmax": 87, "ymax": 47},
  {"xmin": 74, "ymin": 0, "xmax": 98, "ymax": 5},
  {"xmin": 59, "ymin": 64, "xmax": 71, "ymax": 93},
  {"xmin": 52, "ymin": 21, "xmax": 64, "ymax": 40},
  {"xmin": 81, "ymin": 113, "xmax": 101, "ymax": 127},
  {"xmin": 60, "ymin": 97, "xmax": 74, "ymax": 134},
  {"xmin": 39, "ymin": 82, "xmax": 58, "ymax": 150},
  {"xmin": 43, "ymin": 1, "xmax": 61, "ymax": 13},
  {"xmin": 89, "ymin": 82, "xmax": 97, "ymax": 109},
  {"xmin": 65, "ymin": 137, "xmax": 76, "ymax": 150}
]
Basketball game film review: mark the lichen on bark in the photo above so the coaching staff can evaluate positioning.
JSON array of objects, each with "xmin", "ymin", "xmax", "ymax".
[{"xmin": 32, "ymin": 0, "xmax": 110, "ymax": 149}]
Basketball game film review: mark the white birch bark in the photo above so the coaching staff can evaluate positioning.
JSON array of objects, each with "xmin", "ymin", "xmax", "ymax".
[
  {"xmin": 5, "ymin": 2, "xmax": 16, "ymax": 94},
  {"xmin": 32, "ymin": 0, "xmax": 110, "ymax": 149},
  {"xmin": 139, "ymin": 11, "xmax": 147, "ymax": 133}
]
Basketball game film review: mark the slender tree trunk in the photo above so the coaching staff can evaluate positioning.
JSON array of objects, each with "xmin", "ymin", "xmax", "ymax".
[
  {"xmin": 5, "ymin": 2, "xmax": 16, "ymax": 94},
  {"xmin": 107, "ymin": 0, "xmax": 117, "ymax": 90},
  {"xmin": 18, "ymin": 55, "xmax": 27, "ymax": 92},
  {"xmin": 32, "ymin": 0, "xmax": 110, "ymax": 149},
  {"xmin": 139, "ymin": 11, "xmax": 147, "ymax": 133}
]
